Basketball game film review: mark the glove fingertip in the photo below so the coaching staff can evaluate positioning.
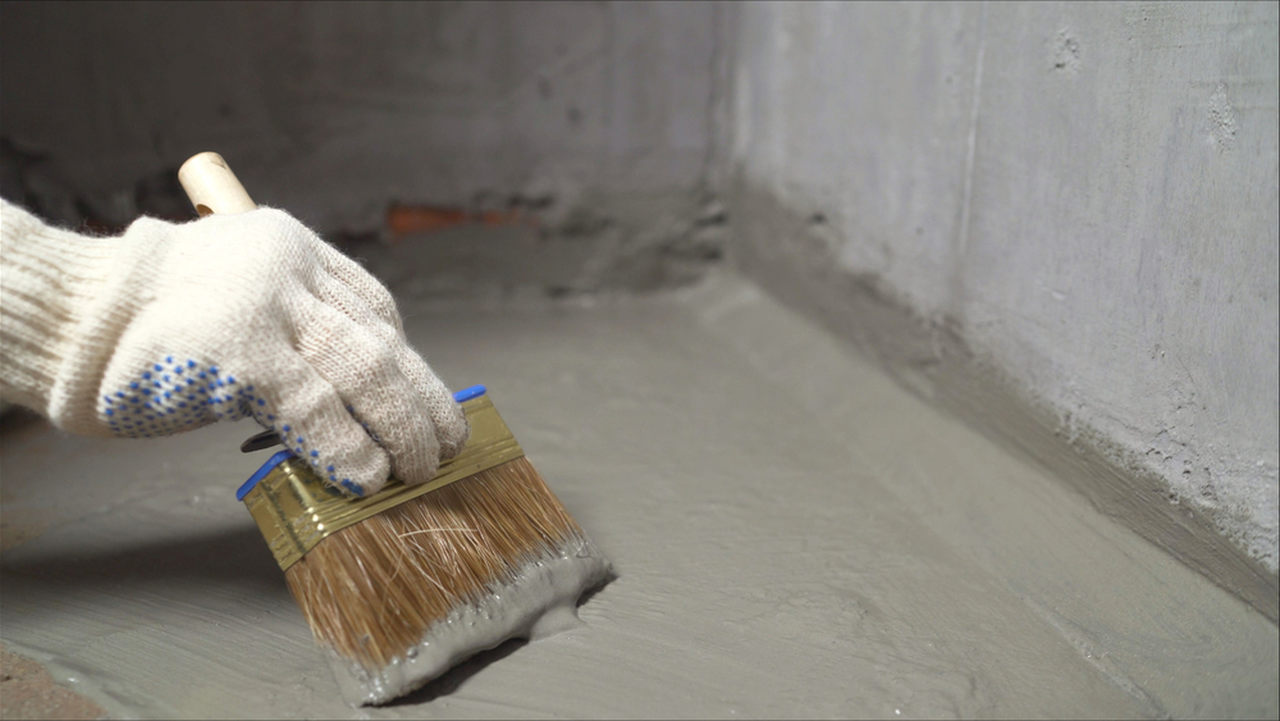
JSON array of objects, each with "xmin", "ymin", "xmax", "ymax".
[
  {"xmin": 434, "ymin": 397, "xmax": 471, "ymax": 460},
  {"xmin": 395, "ymin": 447, "xmax": 441, "ymax": 487}
]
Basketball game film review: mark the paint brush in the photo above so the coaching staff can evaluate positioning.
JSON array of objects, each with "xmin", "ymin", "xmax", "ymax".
[{"xmin": 177, "ymin": 151, "xmax": 612, "ymax": 705}]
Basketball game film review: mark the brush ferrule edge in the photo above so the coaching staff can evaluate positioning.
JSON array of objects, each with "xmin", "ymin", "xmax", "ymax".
[{"xmin": 240, "ymin": 394, "xmax": 524, "ymax": 570}]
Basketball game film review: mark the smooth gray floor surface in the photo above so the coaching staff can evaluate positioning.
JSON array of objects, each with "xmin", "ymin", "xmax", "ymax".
[{"xmin": 1, "ymin": 271, "xmax": 1276, "ymax": 718}]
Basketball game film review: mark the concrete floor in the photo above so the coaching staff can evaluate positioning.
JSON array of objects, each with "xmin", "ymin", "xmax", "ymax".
[{"xmin": 0, "ymin": 270, "xmax": 1276, "ymax": 719}]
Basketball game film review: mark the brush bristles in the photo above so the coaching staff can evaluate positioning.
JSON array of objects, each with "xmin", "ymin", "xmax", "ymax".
[{"xmin": 283, "ymin": 457, "xmax": 584, "ymax": 671}]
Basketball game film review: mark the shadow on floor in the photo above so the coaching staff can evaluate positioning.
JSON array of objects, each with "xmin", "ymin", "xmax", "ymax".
[
  {"xmin": 384, "ymin": 636, "xmax": 530, "ymax": 707},
  {"xmin": 0, "ymin": 524, "xmax": 288, "ymax": 604}
]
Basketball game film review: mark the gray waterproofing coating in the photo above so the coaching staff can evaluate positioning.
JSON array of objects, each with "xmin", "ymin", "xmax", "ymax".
[{"xmin": 0, "ymin": 270, "xmax": 1276, "ymax": 718}]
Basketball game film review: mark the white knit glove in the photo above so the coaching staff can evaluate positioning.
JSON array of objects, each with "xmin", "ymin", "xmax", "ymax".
[{"xmin": 0, "ymin": 199, "xmax": 469, "ymax": 497}]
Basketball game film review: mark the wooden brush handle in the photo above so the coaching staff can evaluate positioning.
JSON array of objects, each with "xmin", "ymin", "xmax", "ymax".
[{"xmin": 178, "ymin": 151, "xmax": 257, "ymax": 215}]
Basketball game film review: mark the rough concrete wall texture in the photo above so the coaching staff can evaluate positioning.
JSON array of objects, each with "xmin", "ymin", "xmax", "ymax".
[
  {"xmin": 728, "ymin": 1, "xmax": 1279, "ymax": 575},
  {"xmin": 0, "ymin": 1, "xmax": 718, "ymax": 234}
]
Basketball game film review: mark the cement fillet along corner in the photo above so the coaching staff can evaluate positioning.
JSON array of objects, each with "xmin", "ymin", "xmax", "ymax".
[{"xmin": 0, "ymin": 268, "xmax": 1277, "ymax": 719}]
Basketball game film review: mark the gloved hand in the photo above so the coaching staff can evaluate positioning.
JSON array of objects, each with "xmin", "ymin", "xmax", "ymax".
[{"xmin": 0, "ymin": 199, "xmax": 469, "ymax": 496}]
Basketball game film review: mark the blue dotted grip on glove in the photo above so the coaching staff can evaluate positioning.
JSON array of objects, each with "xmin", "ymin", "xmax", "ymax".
[
  {"xmin": 101, "ymin": 357, "xmax": 254, "ymax": 437},
  {"xmin": 235, "ymin": 384, "xmax": 487, "ymax": 501}
]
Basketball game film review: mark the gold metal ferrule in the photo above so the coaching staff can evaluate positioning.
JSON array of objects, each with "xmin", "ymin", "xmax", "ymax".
[{"xmin": 241, "ymin": 394, "xmax": 524, "ymax": 570}]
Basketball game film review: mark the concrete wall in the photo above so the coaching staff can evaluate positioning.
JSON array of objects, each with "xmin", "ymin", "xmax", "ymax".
[
  {"xmin": 0, "ymin": 1, "xmax": 724, "ymax": 292},
  {"xmin": 725, "ymin": 1, "xmax": 1279, "ymax": 599}
]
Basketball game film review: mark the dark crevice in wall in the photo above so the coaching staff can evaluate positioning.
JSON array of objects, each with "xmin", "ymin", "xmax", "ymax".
[{"xmin": 325, "ymin": 189, "xmax": 727, "ymax": 302}]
